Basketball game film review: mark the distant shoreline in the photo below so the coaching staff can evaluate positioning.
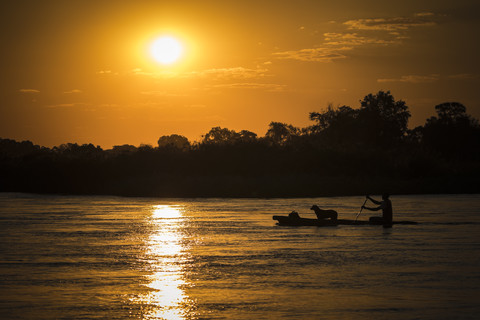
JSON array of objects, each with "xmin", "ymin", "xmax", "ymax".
[
  {"xmin": 2, "ymin": 96, "xmax": 480, "ymax": 200},
  {"xmin": 3, "ymin": 175, "xmax": 479, "ymax": 199},
  {"xmin": 2, "ymin": 190, "xmax": 480, "ymax": 198}
]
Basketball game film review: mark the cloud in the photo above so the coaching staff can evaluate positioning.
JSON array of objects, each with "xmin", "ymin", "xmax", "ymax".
[
  {"xmin": 378, "ymin": 73, "xmax": 479, "ymax": 83},
  {"xmin": 212, "ymin": 82, "xmax": 287, "ymax": 92},
  {"xmin": 274, "ymin": 12, "xmax": 440, "ymax": 63},
  {"xmin": 131, "ymin": 68, "xmax": 152, "ymax": 76},
  {"xmin": 46, "ymin": 102, "xmax": 88, "ymax": 108},
  {"xmin": 18, "ymin": 89, "xmax": 40, "ymax": 93},
  {"xmin": 344, "ymin": 13, "xmax": 437, "ymax": 31},
  {"xmin": 377, "ymin": 74, "xmax": 440, "ymax": 83},
  {"xmin": 131, "ymin": 68, "xmax": 158, "ymax": 77},
  {"xmin": 273, "ymin": 47, "xmax": 350, "ymax": 62},
  {"xmin": 184, "ymin": 67, "xmax": 269, "ymax": 80},
  {"xmin": 323, "ymin": 32, "xmax": 397, "ymax": 46},
  {"xmin": 275, "ymin": 30, "xmax": 395, "ymax": 62},
  {"xmin": 98, "ymin": 103, "xmax": 121, "ymax": 108},
  {"xmin": 131, "ymin": 67, "xmax": 268, "ymax": 80},
  {"xmin": 414, "ymin": 12, "xmax": 435, "ymax": 17},
  {"xmin": 447, "ymin": 73, "xmax": 478, "ymax": 80},
  {"xmin": 63, "ymin": 89, "xmax": 83, "ymax": 94}
]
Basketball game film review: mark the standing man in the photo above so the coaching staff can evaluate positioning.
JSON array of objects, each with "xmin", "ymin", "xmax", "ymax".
[{"xmin": 362, "ymin": 194, "xmax": 393, "ymax": 227}]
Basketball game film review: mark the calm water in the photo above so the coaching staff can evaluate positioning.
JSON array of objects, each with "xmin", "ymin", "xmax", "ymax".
[{"xmin": 0, "ymin": 193, "xmax": 479, "ymax": 319}]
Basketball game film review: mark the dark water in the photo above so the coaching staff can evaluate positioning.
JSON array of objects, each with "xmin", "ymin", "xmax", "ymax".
[{"xmin": 0, "ymin": 193, "xmax": 479, "ymax": 319}]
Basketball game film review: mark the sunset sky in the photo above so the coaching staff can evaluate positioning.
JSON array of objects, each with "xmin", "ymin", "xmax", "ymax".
[{"xmin": 1, "ymin": 0, "xmax": 479, "ymax": 148}]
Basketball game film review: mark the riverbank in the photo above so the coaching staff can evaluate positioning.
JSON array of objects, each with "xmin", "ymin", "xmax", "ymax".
[{"xmin": 3, "ymin": 173, "xmax": 479, "ymax": 198}]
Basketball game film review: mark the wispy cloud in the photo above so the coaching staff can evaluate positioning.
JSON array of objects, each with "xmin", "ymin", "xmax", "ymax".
[
  {"xmin": 377, "ymin": 74, "xmax": 440, "ymax": 83},
  {"xmin": 273, "ymin": 47, "xmax": 350, "ymax": 62},
  {"xmin": 344, "ymin": 13, "xmax": 437, "ymax": 31},
  {"xmin": 212, "ymin": 82, "xmax": 287, "ymax": 92},
  {"xmin": 46, "ymin": 102, "xmax": 88, "ymax": 108},
  {"xmin": 18, "ymin": 89, "xmax": 40, "ymax": 93},
  {"xmin": 377, "ymin": 73, "xmax": 479, "ymax": 83},
  {"xmin": 272, "ymin": 13, "xmax": 436, "ymax": 63},
  {"xmin": 131, "ymin": 67, "xmax": 269, "ymax": 80},
  {"xmin": 323, "ymin": 32, "xmax": 397, "ymax": 46},
  {"xmin": 131, "ymin": 68, "xmax": 166, "ymax": 78},
  {"xmin": 101, "ymin": 67, "xmax": 277, "ymax": 93},
  {"xmin": 187, "ymin": 67, "xmax": 268, "ymax": 80},
  {"xmin": 96, "ymin": 70, "xmax": 116, "ymax": 75},
  {"xmin": 63, "ymin": 89, "xmax": 83, "ymax": 94},
  {"xmin": 414, "ymin": 12, "xmax": 435, "ymax": 17},
  {"xmin": 447, "ymin": 73, "xmax": 478, "ymax": 80}
]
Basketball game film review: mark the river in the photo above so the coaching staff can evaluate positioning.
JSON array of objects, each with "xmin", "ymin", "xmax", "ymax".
[{"xmin": 1, "ymin": 193, "xmax": 479, "ymax": 319}]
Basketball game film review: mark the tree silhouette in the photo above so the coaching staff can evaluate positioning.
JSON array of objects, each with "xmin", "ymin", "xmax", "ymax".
[
  {"xmin": 265, "ymin": 122, "xmax": 299, "ymax": 146},
  {"xmin": 421, "ymin": 102, "xmax": 480, "ymax": 159},
  {"xmin": 158, "ymin": 134, "xmax": 190, "ymax": 150},
  {"xmin": 310, "ymin": 105, "xmax": 357, "ymax": 132},
  {"xmin": 308, "ymin": 91, "xmax": 410, "ymax": 148},
  {"xmin": 2, "ymin": 91, "xmax": 480, "ymax": 197},
  {"xmin": 111, "ymin": 144, "xmax": 137, "ymax": 154},
  {"xmin": 202, "ymin": 127, "xmax": 242, "ymax": 145},
  {"xmin": 435, "ymin": 102, "xmax": 464, "ymax": 121},
  {"xmin": 238, "ymin": 130, "xmax": 258, "ymax": 143},
  {"xmin": 358, "ymin": 90, "xmax": 411, "ymax": 146},
  {"xmin": 0, "ymin": 138, "xmax": 39, "ymax": 157},
  {"xmin": 309, "ymin": 105, "xmax": 359, "ymax": 146}
]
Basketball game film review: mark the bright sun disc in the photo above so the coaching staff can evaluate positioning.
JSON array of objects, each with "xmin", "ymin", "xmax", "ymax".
[{"xmin": 150, "ymin": 36, "xmax": 183, "ymax": 65}]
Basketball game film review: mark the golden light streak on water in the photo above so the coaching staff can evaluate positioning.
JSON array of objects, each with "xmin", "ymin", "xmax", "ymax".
[
  {"xmin": 152, "ymin": 205, "xmax": 183, "ymax": 219},
  {"xmin": 137, "ymin": 205, "xmax": 191, "ymax": 319}
]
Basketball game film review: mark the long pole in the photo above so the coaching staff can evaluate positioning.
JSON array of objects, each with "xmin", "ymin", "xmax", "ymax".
[{"xmin": 355, "ymin": 197, "xmax": 368, "ymax": 222}]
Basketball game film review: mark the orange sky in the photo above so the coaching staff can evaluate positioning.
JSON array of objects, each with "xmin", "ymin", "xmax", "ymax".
[{"xmin": 1, "ymin": 0, "xmax": 479, "ymax": 148}]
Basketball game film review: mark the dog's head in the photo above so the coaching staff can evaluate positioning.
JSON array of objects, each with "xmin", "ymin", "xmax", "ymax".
[{"xmin": 310, "ymin": 205, "xmax": 319, "ymax": 211}]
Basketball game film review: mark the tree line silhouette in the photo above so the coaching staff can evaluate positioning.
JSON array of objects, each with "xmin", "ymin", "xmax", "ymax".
[{"xmin": 1, "ymin": 91, "xmax": 479, "ymax": 197}]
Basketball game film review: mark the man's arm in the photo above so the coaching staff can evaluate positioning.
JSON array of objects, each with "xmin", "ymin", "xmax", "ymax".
[
  {"xmin": 367, "ymin": 195, "xmax": 382, "ymax": 205},
  {"xmin": 362, "ymin": 205, "xmax": 381, "ymax": 211}
]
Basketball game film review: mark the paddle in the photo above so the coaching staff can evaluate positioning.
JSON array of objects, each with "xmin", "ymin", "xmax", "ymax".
[{"xmin": 355, "ymin": 196, "xmax": 368, "ymax": 222}]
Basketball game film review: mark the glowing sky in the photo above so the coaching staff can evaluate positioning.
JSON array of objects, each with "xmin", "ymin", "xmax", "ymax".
[{"xmin": 1, "ymin": 0, "xmax": 479, "ymax": 148}]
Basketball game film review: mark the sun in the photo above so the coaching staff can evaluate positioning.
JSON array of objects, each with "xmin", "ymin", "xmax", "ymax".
[{"xmin": 150, "ymin": 36, "xmax": 183, "ymax": 65}]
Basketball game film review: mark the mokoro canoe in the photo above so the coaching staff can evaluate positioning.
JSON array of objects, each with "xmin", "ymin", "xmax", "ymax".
[{"xmin": 272, "ymin": 215, "xmax": 417, "ymax": 227}]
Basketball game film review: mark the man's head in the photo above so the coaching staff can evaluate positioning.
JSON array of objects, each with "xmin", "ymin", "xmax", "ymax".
[{"xmin": 382, "ymin": 193, "xmax": 390, "ymax": 200}]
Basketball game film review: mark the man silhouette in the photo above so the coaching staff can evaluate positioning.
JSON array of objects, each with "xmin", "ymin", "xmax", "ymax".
[{"xmin": 362, "ymin": 194, "xmax": 393, "ymax": 227}]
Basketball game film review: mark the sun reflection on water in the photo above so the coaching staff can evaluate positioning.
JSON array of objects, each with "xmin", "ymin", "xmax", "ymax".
[
  {"xmin": 137, "ymin": 205, "xmax": 192, "ymax": 319},
  {"xmin": 152, "ymin": 205, "xmax": 183, "ymax": 219}
]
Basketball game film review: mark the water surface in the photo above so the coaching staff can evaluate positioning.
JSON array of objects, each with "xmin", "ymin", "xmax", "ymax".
[{"xmin": 1, "ymin": 193, "xmax": 479, "ymax": 319}]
